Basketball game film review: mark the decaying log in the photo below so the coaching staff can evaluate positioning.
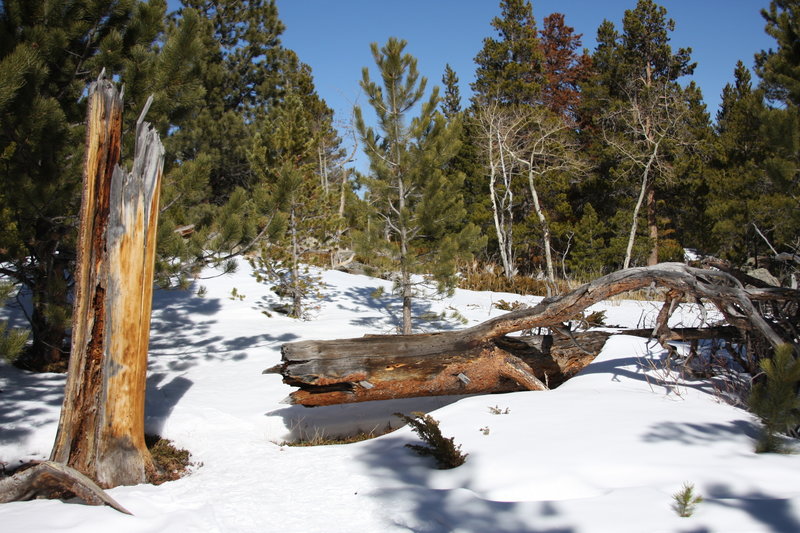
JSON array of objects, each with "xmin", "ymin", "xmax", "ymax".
[
  {"xmin": 279, "ymin": 330, "xmax": 612, "ymax": 406},
  {"xmin": 50, "ymin": 73, "xmax": 164, "ymax": 489},
  {"xmin": 279, "ymin": 263, "xmax": 799, "ymax": 406},
  {"xmin": 0, "ymin": 461, "xmax": 131, "ymax": 514}
]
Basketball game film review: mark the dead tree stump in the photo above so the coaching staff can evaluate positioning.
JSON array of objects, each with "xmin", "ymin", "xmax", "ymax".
[{"xmin": 49, "ymin": 74, "xmax": 165, "ymax": 488}]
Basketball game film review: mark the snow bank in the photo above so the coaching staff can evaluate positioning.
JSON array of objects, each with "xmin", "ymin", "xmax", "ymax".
[{"xmin": 1, "ymin": 262, "xmax": 798, "ymax": 532}]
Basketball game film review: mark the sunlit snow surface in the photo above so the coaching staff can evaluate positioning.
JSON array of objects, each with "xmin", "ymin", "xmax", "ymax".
[{"xmin": 1, "ymin": 262, "xmax": 798, "ymax": 532}]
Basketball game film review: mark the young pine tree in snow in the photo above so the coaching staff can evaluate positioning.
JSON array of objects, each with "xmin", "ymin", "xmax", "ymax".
[
  {"xmin": 247, "ymin": 93, "xmax": 339, "ymax": 318},
  {"xmin": 749, "ymin": 344, "xmax": 800, "ymax": 453},
  {"xmin": 355, "ymin": 38, "xmax": 483, "ymax": 334}
]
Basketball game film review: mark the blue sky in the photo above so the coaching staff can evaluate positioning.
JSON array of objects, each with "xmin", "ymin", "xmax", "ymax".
[
  {"xmin": 271, "ymin": 0, "xmax": 775, "ymax": 125},
  {"xmin": 164, "ymin": 1, "xmax": 776, "ymax": 169}
]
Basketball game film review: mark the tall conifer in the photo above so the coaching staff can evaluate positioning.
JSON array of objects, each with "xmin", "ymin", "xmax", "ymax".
[
  {"xmin": 0, "ymin": 0, "xmax": 205, "ymax": 370},
  {"xmin": 472, "ymin": 0, "xmax": 543, "ymax": 106},
  {"xmin": 355, "ymin": 38, "xmax": 482, "ymax": 334}
]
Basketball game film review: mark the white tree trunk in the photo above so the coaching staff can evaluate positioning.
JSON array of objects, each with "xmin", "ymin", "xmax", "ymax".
[{"xmin": 623, "ymin": 145, "xmax": 658, "ymax": 269}]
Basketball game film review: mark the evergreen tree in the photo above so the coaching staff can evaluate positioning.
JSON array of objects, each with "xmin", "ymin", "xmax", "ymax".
[
  {"xmin": 749, "ymin": 344, "xmax": 800, "ymax": 453},
  {"xmin": 753, "ymin": 0, "xmax": 800, "ymax": 260},
  {"xmin": 155, "ymin": 2, "xmax": 346, "ymax": 288},
  {"xmin": 660, "ymin": 80, "xmax": 714, "ymax": 258},
  {"xmin": 585, "ymin": 0, "xmax": 697, "ymax": 269},
  {"xmin": 707, "ymin": 63, "xmax": 773, "ymax": 262},
  {"xmin": 0, "ymin": 0, "xmax": 205, "ymax": 370},
  {"xmin": 355, "ymin": 38, "xmax": 482, "ymax": 334},
  {"xmin": 708, "ymin": 0, "xmax": 800, "ymax": 266},
  {"xmin": 173, "ymin": 0, "xmax": 305, "ymax": 197},
  {"xmin": 756, "ymin": 0, "xmax": 800, "ymax": 107},
  {"xmin": 472, "ymin": 0, "xmax": 543, "ymax": 106},
  {"xmin": 247, "ymin": 91, "xmax": 342, "ymax": 318},
  {"xmin": 539, "ymin": 12, "xmax": 593, "ymax": 122},
  {"xmin": 564, "ymin": 203, "xmax": 607, "ymax": 276},
  {"xmin": 441, "ymin": 64, "xmax": 462, "ymax": 119}
]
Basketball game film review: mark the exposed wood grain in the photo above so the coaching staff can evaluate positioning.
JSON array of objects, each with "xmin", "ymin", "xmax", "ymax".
[{"xmin": 50, "ymin": 75, "xmax": 164, "ymax": 489}]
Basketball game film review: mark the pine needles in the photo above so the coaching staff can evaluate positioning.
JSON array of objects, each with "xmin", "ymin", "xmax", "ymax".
[
  {"xmin": 395, "ymin": 412, "xmax": 467, "ymax": 469},
  {"xmin": 672, "ymin": 482, "xmax": 703, "ymax": 517},
  {"xmin": 748, "ymin": 344, "xmax": 800, "ymax": 453}
]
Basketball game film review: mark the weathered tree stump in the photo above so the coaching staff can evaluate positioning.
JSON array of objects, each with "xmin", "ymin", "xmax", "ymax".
[
  {"xmin": 49, "ymin": 73, "xmax": 165, "ymax": 489},
  {"xmin": 279, "ymin": 263, "xmax": 799, "ymax": 406}
]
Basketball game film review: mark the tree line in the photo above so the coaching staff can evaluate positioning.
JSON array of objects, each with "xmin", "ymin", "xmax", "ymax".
[{"xmin": 1, "ymin": 0, "xmax": 798, "ymax": 369}]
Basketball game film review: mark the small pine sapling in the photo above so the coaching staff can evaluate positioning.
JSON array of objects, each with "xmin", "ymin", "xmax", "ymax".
[
  {"xmin": 0, "ymin": 282, "xmax": 28, "ymax": 362},
  {"xmin": 748, "ymin": 344, "xmax": 800, "ymax": 453},
  {"xmin": 395, "ymin": 412, "xmax": 467, "ymax": 469},
  {"xmin": 672, "ymin": 482, "xmax": 703, "ymax": 517}
]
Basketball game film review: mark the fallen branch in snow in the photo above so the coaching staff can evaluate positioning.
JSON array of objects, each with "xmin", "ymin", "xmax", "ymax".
[
  {"xmin": 0, "ymin": 461, "xmax": 132, "ymax": 515},
  {"xmin": 278, "ymin": 263, "xmax": 799, "ymax": 406}
]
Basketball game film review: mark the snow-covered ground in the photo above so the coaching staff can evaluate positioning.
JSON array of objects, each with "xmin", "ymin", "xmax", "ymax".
[{"xmin": 1, "ymin": 262, "xmax": 799, "ymax": 532}]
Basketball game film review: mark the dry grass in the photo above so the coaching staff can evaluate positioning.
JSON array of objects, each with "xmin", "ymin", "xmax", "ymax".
[
  {"xmin": 460, "ymin": 266, "xmax": 667, "ymax": 302},
  {"xmin": 284, "ymin": 425, "xmax": 396, "ymax": 447},
  {"xmin": 146, "ymin": 434, "xmax": 193, "ymax": 485}
]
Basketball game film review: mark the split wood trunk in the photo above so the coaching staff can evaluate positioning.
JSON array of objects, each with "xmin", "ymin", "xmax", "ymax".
[
  {"xmin": 279, "ymin": 263, "xmax": 799, "ymax": 406},
  {"xmin": 50, "ymin": 76, "xmax": 164, "ymax": 488}
]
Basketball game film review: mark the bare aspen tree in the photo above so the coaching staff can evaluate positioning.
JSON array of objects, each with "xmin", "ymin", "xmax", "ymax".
[
  {"xmin": 476, "ymin": 102, "xmax": 519, "ymax": 280},
  {"xmin": 499, "ymin": 105, "xmax": 587, "ymax": 283},
  {"xmin": 602, "ymin": 80, "xmax": 690, "ymax": 269}
]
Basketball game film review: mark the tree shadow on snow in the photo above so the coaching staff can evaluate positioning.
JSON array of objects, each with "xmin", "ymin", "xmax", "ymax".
[
  {"xmin": 704, "ymin": 483, "xmax": 800, "ymax": 532},
  {"xmin": 266, "ymin": 395, "xmax": 472, "ymax": 443},
  {"xmin": 354, "ymin": 436, "xmax": 575, "ymax": 533},
  {"xmin": 334, "ymin": 285, "xmax": 464, "ymax": 334},
  {"xmin": 0, "ymin": 363, "xmax": 64, "ymax": 446},
  {"xmin": 577, "ymin": 343, "xmax": 729, "ymax": 399},
  {"xmin": 144, "ymin": 373, "xmax": 194, "ymax": 436},
  {"xmin": 147, "ymin": 284, "xmax": 299, "ymax": 373},
  {"xmin": 641, "ymin": 419, "xmax": 760, "ymax": 445}
]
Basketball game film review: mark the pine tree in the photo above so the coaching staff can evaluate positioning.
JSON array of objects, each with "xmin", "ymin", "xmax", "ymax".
[
  {"xmin": 564, "ymin": 203, "xmax": 608, "ymax": 276},
  {"xmin": 355, "ymin": 38, "xmax": 483, "ymax": 334},
  {"xmin": 751, "ymin": 0, "xmax": 800, "ymax": 261},
  {"xmin": 749, "ymin": 344, "xmax": 800, "ymax": 453},
  {"xmin": 756, "ymin": 0, "xmax": 800, "ymax": 107},
  {"xmin": 538, "ymin": 13, "xmax": 593, "ymax": 122},
  {"xmin": 155, "ymin": 2, "xmax": 347, "ymax": 289},
  {"xmin": 662, "ymin": 81, "xmax": 713, "ymax": 257},
  {"xmin": 586, "ymin": 0, "xmax": 697, "ymax": 269},
  {"xmin": 0, "ymin": 0, "xmax": 201, "ymax": 370},
  {"xmin": 707, "ymin": 63, "xmax": 772, "ymax": 263},
  {"xmin": 247, "ymin": 91, "xmax": 341, "ymax": 318},
  {"xmin": 175, "ymin": 0, "xmax": 289, "ymax": 196},
  {"xmin": 708, "ymin": 1, "xmax": 800, "ymax": 266},
  {"xmin": 472, "ymin": 0, "xmax": 543, "ymax": 106},
  {"xmin": 441, "ymin": 64, "xmax": 462, "ymax": 119}
]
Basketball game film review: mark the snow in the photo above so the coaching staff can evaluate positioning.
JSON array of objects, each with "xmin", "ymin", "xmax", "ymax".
[{"xmin": 1, "ymin": 261, "xmax": 799, "ymax": 532}]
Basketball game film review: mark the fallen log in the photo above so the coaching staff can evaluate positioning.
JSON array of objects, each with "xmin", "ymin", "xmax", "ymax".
[
  {"xmin": 278, "ymin": 330, "xmax": 611, "ymax": 406},
  {"xmin": 278, "ymin": 263, "xmax": 799, "ymax": 406}
]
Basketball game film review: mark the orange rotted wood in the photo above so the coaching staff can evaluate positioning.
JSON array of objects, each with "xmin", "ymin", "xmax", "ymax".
[{"xmin": 50, "ymin": 77, "xmax": 164, "ymax": 489}]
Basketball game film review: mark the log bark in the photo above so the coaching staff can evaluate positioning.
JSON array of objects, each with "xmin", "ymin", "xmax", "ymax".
[
  {"xmin": 280, "ymin": 263, "xmax": 799, "ymax": 406},
  {"xmin": 49, "ymin": 75, "xmax": 164, "ymax": 488},
  {"xmin": 279, "ymin": 330, "xmax": 611, "ymax": 406},
  {"xmin": 0, "ymin": 462, "xmax": 131, "ymax": 514}
]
